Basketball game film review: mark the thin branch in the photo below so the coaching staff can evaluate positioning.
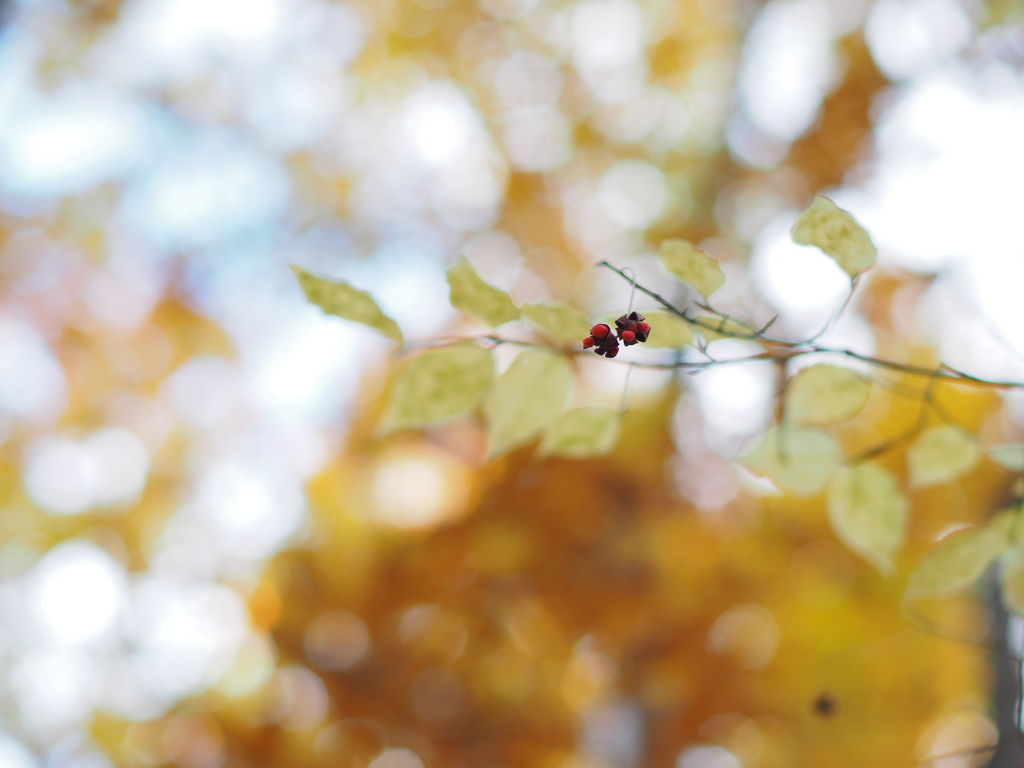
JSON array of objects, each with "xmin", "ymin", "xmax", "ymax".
[
  {"xmin": 900, "ymin": 601, "xmax": 1024, "ymax": 663},
  {"xmin": 597, "ymin": 260, "xmax": 1024, "ymax": 389},
  {"xmin": 756, "ymin": 313, "xmax": 780, "ymax": 337},
  {"xmin": 806, "ymin": 274, "xmax": 861, "ymax": 343},
  {"xmin": 596, "ymin": 260, "xmax": 691, "ymax": 320},
  {"xmin": 407, "ymin": 265, "xmax": 1024, "ymax": 395},
  {"xmin": 849, "ymin": 368, "xmax": 941, "ymax": 463}
]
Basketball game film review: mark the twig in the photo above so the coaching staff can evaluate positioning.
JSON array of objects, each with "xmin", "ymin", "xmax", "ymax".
[
  {"xmin": 596, "ymin": 261, "xmax": 1024, "ymax": 389},
  {"xmin": 806, "ymin": 274, "xmax": 861, "ymax": 343},
  {"xmin": 849, "ymin": 368, "xmax": 941, "ymax": 463}
]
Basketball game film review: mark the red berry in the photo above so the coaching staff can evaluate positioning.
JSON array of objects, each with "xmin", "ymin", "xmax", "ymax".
[
  {"xmin": 620, "ymin": 330, "xmax": 635, "ymax": 343},
  {"xmin": 582, "ymin": 337, "xmax": 595, "ymax": 349},
  {"xmin": 637, "ymin": 322, "xmax": 650, "ymax": 335},
  {"xmin": 590, "ymin": 324, "xmax": 610, "ymax": 339}
]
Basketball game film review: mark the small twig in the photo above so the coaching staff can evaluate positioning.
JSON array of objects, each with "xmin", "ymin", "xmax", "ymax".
[
  {"xmin": 620, "ymin": 363, "xmax": 635, "ymax": 413},
  {"xmin": 621, "ymin": 267, "xmax": 638, "ymax": 314},
  {"xmin": 756, "ymin": 313, "xmax": 780, "ymax": 337},
  {"xmin": 900, "ymin": 601, "xmax": 1024, "ymax": 663},
  {"xmin": 693, "ymin": 300, "xmax": 732, "ymax": 320},
  {"xmin": 407, "ymin": 266, "xmax": 1024, "ymax": 399},
  {"xmin": 806, "ymin": 274, "xmax": 861, "ymax": 343},
  {"xmin": 850, "ymin": 368, "xmax": 942, "ymax": 463},
  {"xmin": 597, "ymin": 260, "xmax": 691, "ymax": 320},
  {"xmin": 980, "ymin": 315, "xmax": 1024, "ymax": 368},
  {"xmin": 598, "ymin": 261, "xmax": 1024, "ymax": 389}
]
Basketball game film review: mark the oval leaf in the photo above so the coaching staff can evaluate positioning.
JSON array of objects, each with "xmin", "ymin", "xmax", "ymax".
[
  {"xmin": 447, "ymin": 258, "xmax": 519, "ymax": 327},
  {"xmin": 379, "ymin": 344, "xmax": 494, "ymax": 434},
  {"xmin": 484, "ymin": 350, "xmax": 571, "ymax": 458},
  {"xmin": 658, "ymin": 240, "xmax": 725, "ymax": 300},
  {"xmin": 521, "ymin": 303, "xmax": 590, "ymax": 346},
  {"xmin": 827, "ymin": 462, "xmax": 907, "ymax": 575},
  {"xmin": 988, "ymin": 444, "xmax": 1024, "ymax": 472},
  {"xmin": 539, "ymin": 407, "xmax": 621, "ymax": 459},
  {"xmin": 291, "ymin": 266, "xmax": 403, "ymax": 343},
  {"xmin": 907, "ymin": 425, "xmax": 980, "ymax": 488},
  {"xmin": 741, "ymin": 427, "xmax": 843, "ymax": 497},
  {"xmin": 791, "ymin": 195, "xmax": 877, "ymax": 278},
  {"xmin": 785, "ymin": 364, "xmax": 870, "ymax": 425},
  {"xmin": 643, "ymin": 310, "xmax": 694, "ymax": 349},
  {"xmin": 905, "ymin": 522, "xmax": 1010, "ymax": 601}
]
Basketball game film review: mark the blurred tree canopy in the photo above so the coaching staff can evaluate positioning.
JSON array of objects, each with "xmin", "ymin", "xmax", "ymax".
[{"xmin": 2, "ymin": 1, "xmax": 1024, "ymax": 768}]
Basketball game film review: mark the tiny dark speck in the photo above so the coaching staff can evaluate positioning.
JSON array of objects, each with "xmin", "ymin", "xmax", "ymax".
[{"xmin": 813, "ymin": 693, "xmax": 836, "ymax": 717}]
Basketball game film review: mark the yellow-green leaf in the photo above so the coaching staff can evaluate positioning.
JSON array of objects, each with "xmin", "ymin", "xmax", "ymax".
[
  {"xmin": 827, "ymin": 462, "xmax": 907, "ymax": 575},
  {"xmin": 905, "ymin": 523, "xmax": 1010, "ymax": 601},
  {"xmin": 643, "ymin": 311, "xmax": 694, "ymax": 349},
  {"xmin": 785, "ymin": 364, "xmax": 870, "ymax": 425},
  {"xmin": 791, "ymin": 195, "xmax": 877, "ymax": 278},
  {"xmin": 484, "ymin": 350, "xmax": 571, "ymax": 458},
  {"xmin": 447, "ymin": 258, "xmax": 519, "ymax": 327},
  {"xmin": 658, "ymin": 240, "xmax": 725, "ymax": 300},
  {"xmin": 379, "ymin": 344, "xmax": 494, "ymax": 434},
  {"xmin": 741, "ymin": 427, "xmax": 843, "ymax": 497},
  {"xmin": 989, "ymin": 508, "xmax": 1020, "ymax": 542},
  {"xmin": 988, "ymin": 444, "xmax": 1024, "ymax": 472},
  {"xmin": 539, "ymin": 407, "xmax": 621, "ymax": 459},
  {"xmin": 907, "ymin": 425, "xmax": 980, "ymax": 488},
  {"xmin": 1000, "ymin": 547, "xmax": 1024, "ymax": 616},
  {"xmin": 521, "ymin": 303, "xmax": 590, "ymax": 346},
  {"xmin": 291, "ymin": 266, "xmax": 403, "ymax": 343}
]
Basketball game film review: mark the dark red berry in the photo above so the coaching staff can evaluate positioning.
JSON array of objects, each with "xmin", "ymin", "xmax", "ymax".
[
  {"xmin": 615, "ymin": 311, "xmax": 645, "ymax": 332},
  {"xmin": 588, "ymin": 312, "xmax": 651, "ymax": 357},
  {"xmin": 613, "ymin": 312, "xmax": 651, "ymax": 345},
  {"xmin": 588, "ymin": 329, "xmax": 620, "ymax": 357}
]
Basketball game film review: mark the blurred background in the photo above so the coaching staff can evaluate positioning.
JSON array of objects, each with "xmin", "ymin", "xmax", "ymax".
[{"xmin": 2, "ymin": 0, "xmax": 1024, "ymax": 766}]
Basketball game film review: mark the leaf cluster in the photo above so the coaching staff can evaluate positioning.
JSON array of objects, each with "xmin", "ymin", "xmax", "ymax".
[{"xmin": 292, "ymin": 196, "xmax": 1024, "ymax": 612}]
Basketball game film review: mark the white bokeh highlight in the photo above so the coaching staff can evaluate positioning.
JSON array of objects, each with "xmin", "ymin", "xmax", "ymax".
[
  {"xmin": 865, "ymin": 0, "xmax": 971, "ymax": 81},
  {"xmin": 0, "ymin": 317, "xmax": 67, "ymax": 423},
  {"xmin": 23, "ymin": 429, "xmax": 149, "ymax": 516},
  {"xmin": 737, "ymin": 0, "xmax": 837, "ymax": 141},
  {"xmin": 30, "ymin": 541, "xmax": 127, "ymax": 646}
]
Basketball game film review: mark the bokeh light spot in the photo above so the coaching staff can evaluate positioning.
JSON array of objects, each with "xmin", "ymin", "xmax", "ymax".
[
  {"xmin": 0, "ymin": 317, "xmax": 67, "ymax": 422},
  {"xmin": 304, "ymin": 611, "xmax": 371, "ymax": 671},
  {"xmin": 268, "ymin": 666, "xmax": 329, "ymax": 731},
  {"xmin": 368, "ymin": 749, "xmax": 424, "ymax": 768},
  {"xmin": 598, "ymin": 160, "xmax": 665, "ymax": 230},
  {"xmin": 31, "ymin": 541, "xmax": 127, "ymax": 645},
  {"xmin": 23, "ymin": 429, "xmax": 149, "ymax": 516},
  {"xmin": 571, "ymin": 0, "xmax": 645, "ymax": 75},
  {"xmin": 675, "ymin": 745, "xmax": 743, "ymax": 768},
  {"xmin": 707, "ymin": 604, "xmax": 779, "ymax": 670},
  {"xmin": 404, "ymin": 83, "xmax": 480, "ymax": 166},
  {"xmin": 370, "ymin": 445, "xmax": 471, "ymax": 530},
  {"xmin": 0, "ymin": 736, "xmax": 37, "ymax": 768}
]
